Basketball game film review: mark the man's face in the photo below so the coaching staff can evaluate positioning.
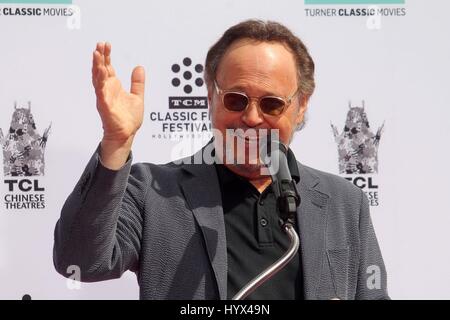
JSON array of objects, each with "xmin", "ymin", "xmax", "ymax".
[{"xmin": 208, "ymin": 39, "xmax": 308, "ymax": 179}]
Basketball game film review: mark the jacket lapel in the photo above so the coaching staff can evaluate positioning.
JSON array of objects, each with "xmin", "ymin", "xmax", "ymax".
[
  {"xmin": 296, "ymin": 163, "xmax": 330, "ymax": 299},
  {"xmin": 180, "ymin": 156, "xmax": 228, "ymax": 300}
]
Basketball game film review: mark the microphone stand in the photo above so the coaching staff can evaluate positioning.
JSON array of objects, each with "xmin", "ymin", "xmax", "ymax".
[
  {"xmin": 232, "ymin": 221, "xmax": 299, "ymax": 300},
  {"xmin": 232, "ymin": 177, "xmax": 301, "ymax": 300}
]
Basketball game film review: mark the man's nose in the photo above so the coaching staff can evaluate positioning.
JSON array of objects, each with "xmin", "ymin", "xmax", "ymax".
[{"xmin": 241, "ymin": 99, "xmax": 264, "ymax": 128}]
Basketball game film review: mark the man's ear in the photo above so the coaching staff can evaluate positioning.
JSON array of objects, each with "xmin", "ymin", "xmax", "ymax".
[
  {"xmin": 207, "ymin": 84, "xmax": 214, "ymax": 110},
  {"xmin": 295, "ymin": 96, "xmax": 309, "ymax": 127},
  {"xmin": 208, "ymin": 92, "xmax": 212, "ymax": 106}
]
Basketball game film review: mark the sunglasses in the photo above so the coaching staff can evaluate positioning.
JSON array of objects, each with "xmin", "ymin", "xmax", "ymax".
[{"xmin": 214, "ymin": 80, "xmax": 300, "ymax": 116}]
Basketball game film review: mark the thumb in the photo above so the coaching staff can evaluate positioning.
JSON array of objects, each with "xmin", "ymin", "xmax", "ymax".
[{"xmin": 130, "ymin": 66, "xmax": 146, "ymax": 98}]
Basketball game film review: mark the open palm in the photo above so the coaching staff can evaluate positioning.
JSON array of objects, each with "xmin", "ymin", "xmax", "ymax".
[{"xmin": 92, "ymin": 42, "xmax": 145, "ymax": 143}]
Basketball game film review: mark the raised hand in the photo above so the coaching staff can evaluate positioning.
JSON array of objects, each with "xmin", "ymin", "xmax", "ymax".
[{"xmin": 92, "ymin": 42, "xmax": 146, "ymax": 169}]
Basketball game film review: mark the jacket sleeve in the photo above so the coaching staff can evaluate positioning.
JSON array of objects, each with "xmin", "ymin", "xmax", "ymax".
[
  {"xmin": 356, "ymin": 190, "xmax": 390, "ymax": 299},
  {"xmin": 53, "ymin": 146, "xmax": 147, "ymax": 282}
]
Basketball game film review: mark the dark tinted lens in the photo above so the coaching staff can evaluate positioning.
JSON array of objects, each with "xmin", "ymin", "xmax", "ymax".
[
  {"xmin": 223, "ymin": 92, "xmax": 248, "ymax": 111},
  {"xmin": 260, "ymin": 97, "xmax": 286, "ymax": 115}
]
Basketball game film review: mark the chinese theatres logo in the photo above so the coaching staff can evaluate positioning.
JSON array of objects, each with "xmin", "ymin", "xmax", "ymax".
[
  {"xmin": 331, "ymin": 101, "xmax": 384, "ymax": 174},
  {"xmin": 0, "ymin": 102, "xmax": 51, "ymax": 176}
]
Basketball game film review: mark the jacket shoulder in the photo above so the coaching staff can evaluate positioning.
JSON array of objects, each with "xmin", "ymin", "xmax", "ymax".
[
  {"xmin": 300, "ymin": 163, "xmax": 364, "ymax": 202},
  {"xmin": 129, "ymin": 154, "xmax": 198, "ymax": 189}
]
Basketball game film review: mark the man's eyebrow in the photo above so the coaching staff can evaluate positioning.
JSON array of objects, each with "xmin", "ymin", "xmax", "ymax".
[
  {"xmin": 226, "ymin": 85, "xmax": 280, "ymax": 96},
  {"xmin": 227, "ymin": 85, "xmax": 248, "ymax": 92}
]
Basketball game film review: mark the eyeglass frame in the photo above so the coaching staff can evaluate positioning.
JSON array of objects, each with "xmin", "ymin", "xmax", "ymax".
[{"xmin": 213, "ymin": 80, "xmax": 301, "ymax": 117}]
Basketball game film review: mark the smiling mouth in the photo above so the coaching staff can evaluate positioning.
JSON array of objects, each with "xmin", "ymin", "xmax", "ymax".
[
  {"xmin": 232, "ymin": 131, "xmax": 259, "ymax": 141},
  {"xmin": 236, "ymin": 135, "xmax": 259, "ymax": 145},
  {"xmin": 225, "ymin": 129, "xmax": 274, "ymax": 147},
  {"xmin": 242, "ymin": 135, "xmax": 258, "ymax": 141}
]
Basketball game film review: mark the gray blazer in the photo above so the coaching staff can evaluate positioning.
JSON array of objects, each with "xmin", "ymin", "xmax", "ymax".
[{"xmin": 53, "ymin": 145, "xmax": 389, "ymax": 300}]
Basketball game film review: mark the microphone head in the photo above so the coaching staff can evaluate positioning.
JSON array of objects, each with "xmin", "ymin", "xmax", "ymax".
[
  {"xmin": 259, "ymin": 134, "xmax": 290, "ymax": 180},
  {"xmin": 259, "ymin": 134, "xmax": 287, "ymax": 165},
  {"xmin": 259, "ymin": 133, "xmax": 301, "ymax": 219}
]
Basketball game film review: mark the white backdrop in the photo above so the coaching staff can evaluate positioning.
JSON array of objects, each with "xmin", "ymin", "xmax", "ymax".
[{"xmin": 0, "ymin": 0, "xmax": 449, "ymax": 299}]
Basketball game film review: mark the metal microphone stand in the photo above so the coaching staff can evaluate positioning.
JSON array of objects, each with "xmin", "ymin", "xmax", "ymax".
[{"xmin": 232, "ymin": 179, "xmax": 301, "ymax": 300}]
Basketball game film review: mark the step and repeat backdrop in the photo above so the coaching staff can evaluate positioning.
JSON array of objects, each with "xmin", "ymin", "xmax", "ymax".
[{"xmin": 0, "ymin": 0, "xmax": 449, "ymax": 299}]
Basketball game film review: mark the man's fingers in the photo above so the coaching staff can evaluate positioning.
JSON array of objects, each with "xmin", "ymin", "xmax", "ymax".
[
  {"xmin": 130, "ymin": 66, "xmax": 146, "ymax": 99},
  {"xmin": 93, "ymin": 45, "xmax": 104, "ymax": 72},
  {"xmin": 94, "ymin": 42, "xmax": 106, "ymax": 71},
  {"xmin": 96, "ymin": 42, "xmax": 105, "ymax": 55},
  {"xmin": 92, "ymin": 50, "xmax": 100, "ymax": 86},
  {"xmin": 92, "ymin": 50, "xmax": 108, "ymax": 88},
  {"xmin": 93, "ymin": 42, "xmax": 115, "ymax": 80},
  {"xmin": 104, "ymin": 42, "xmax": 116, "ymax": 77},
  {"xmin": 104, "ymin": 42, "xmax": 111, "ymax": 65}
]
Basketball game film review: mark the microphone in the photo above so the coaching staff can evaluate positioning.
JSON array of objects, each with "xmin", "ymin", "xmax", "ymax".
[{"xmin": 259, "ymin": 138, "xmax": 301, "ymax": 224}]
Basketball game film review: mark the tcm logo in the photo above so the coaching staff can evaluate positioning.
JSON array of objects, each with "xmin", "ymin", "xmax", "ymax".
[
  {"xmin": 169, "ymin": 57, "xmax": 207, "ymax": 110},
  {"xmin": 331, "ymin": 101, "xmax": 384, "ymax": 174},
  {"xmin": 0, "ymin": 102, "xmax": 51, "ymax": 177}
]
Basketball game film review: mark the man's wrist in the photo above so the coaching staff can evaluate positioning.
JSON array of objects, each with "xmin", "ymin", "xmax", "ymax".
[{"xmin": 99, "ymin": 136, "xmax": 134, "ymax": 170}]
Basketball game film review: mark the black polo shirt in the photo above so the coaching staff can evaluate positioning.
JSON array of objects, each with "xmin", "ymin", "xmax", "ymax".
[{"xmin": 215, "ymin": 148, "xmax": 303, "ymax": 300}]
